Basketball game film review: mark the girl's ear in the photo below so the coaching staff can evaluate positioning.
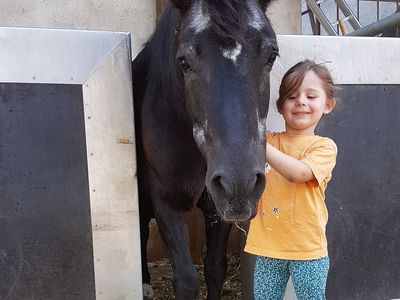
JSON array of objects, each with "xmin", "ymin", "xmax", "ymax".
[
  {"xmin": 170, "ymin": 0, "xmax": 192, "ymax": 11},
  {"xmin": 324, "ymin": 98, "xmax": 336, "ymax": 114},
  {"xmin": 258, "ymin": 0, "xmax": 275, "ymax": 11}
]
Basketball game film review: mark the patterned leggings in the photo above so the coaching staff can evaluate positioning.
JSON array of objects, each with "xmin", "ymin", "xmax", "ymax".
[{"xmin": 253, "ymin": 256, "xmax": 329, "ymax": 300}]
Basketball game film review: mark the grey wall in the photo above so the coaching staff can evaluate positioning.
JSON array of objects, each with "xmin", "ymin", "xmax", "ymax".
[{"xmin": 0, "ymin": 0, "xmax": 156, "ymax": 56}]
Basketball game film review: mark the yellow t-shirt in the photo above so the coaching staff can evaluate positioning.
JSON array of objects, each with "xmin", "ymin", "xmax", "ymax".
[{"xmin": 244, "ymin": 132, "xmax": 337, "ymax": 260}]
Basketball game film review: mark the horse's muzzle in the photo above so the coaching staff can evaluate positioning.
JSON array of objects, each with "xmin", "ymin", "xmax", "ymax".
[{"xmin": 207, "ymin": 168, "xmax": 265, "ymax": 222}]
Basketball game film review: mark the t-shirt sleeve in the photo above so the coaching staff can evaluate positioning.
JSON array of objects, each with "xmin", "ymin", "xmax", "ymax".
[
  {"xmin": 301, "ymin": 138, "xmax": 338, "ymax": 187},
  {"xmin": 266, "ymin": 131, "xmax": 278, "ymax": 144}
]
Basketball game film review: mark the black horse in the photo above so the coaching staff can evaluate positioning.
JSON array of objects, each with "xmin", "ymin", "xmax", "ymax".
[{"xmin": 132, "ymin": 0, "xmax": 278, "ymax": 298}]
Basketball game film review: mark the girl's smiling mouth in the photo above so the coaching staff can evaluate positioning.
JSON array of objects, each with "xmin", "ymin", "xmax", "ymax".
[{"xmin": 293, "ymin": 111, "xmax": 310, "ymax": 115}]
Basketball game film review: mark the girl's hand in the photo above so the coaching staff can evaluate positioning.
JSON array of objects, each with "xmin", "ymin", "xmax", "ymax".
[{"xmin": 266, "ymin": 143, "xmax": 315, "ymax": 183}]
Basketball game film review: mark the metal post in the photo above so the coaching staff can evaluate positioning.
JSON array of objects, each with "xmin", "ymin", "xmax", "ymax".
[
  {"xmin": 337, "ymin": 3, "xmax": 340, "ymax": 33},
  {"xmin": 348, "ymin": 11, "xmax": 400, "ymax": 36},
  {"xmin": 397, "ymin": 1, "xmax": 400, "ymax": 37},
  {"xmin": 305, "ymin": 0, "xmax": 338, "ymax": 35},
  {"xmin": 377, "ymin": 0, "xmax": 380, "ymax": 21}
]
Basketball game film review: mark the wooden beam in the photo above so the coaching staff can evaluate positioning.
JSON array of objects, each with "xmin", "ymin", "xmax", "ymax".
[{"xmin": 156, "ymin": 0, "xmax": 168, "ymax": 24}]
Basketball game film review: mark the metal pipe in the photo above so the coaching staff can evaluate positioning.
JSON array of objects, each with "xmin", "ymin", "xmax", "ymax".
[
  {"xmin": 397, "ymin": 1, "xmax": 400, "ymax": 36},
  {"xmin": 337, "ymin": 3, "xmax": 340, "ymax": 33},
  {"xmin": 377, "ymin": 0, "xmax": 380, "ymax": 21},
  {"xmin": 348, "ymin": 11, "xmax": 400, "ymax": 35}
]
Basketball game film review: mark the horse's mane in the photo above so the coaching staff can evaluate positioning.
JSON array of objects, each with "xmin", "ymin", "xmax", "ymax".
[
  {"xmin": 204, "ymin": 0, "xmax": 250, "ymax": 43},
  {"xmin": 134, "ymin": 7, "xmax": 184, "ymax": 115},
  {"xmin": 202, "ymin": 0, "xmax": 275, "ymax": 42}
]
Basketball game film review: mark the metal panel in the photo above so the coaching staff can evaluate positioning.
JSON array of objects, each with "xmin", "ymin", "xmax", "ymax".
[
  {"xmin": 0, "ymin": 83, "xmax": 95, "ymax": 300},
  {"xmin": 0, "ymin": 27, "xmax": 141, "ymax": 299},
  {"xmin": 319, "ymin": 84, "xmax": 400, "ymax": 300}
]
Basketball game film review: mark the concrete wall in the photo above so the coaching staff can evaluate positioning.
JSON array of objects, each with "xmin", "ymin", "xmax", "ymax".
[
  {"xmin": 267, "ymin": 0, "xmax": 301, "ymax": 34},
  {"xmin": 0, "ymin": 0, "xmax": 156, "ymax": 57}
]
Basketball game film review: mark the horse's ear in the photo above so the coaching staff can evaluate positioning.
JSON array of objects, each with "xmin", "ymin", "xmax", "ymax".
[
  {"xmin": 258, "ymin": 0, "xmax": 275, "ymax": 11},
  {"xmin": 170, "ymin": 0, "xmax": 192, "ymax": 11}
]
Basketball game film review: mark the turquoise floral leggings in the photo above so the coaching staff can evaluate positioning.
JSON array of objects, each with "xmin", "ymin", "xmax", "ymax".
[{"xmin": 254, "ymin": 256, "xmax": 329, "ymax": 300}]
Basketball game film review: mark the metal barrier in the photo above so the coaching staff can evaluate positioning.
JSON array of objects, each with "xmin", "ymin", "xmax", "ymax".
[{"xmin": 0, "ymin": 27, "xmax": 141, "ymax": 300}]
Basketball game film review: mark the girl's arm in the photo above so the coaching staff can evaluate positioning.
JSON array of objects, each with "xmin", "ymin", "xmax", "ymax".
[{"xmin": 266, "ymin": 143, "xmax": 315, "ymax": 183}]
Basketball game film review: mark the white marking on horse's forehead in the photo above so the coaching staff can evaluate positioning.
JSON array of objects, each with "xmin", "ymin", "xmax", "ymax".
[
  {"xmin": 249, "ymin": 2, "xmax": 265, "ymax": 30},
  {"xmin": 221, "ymin": 43, "xmax": 242, "ymax": 65},
  {"xmin": 189, "ymin": 1, "xmax": 210, "ymax": 34}
]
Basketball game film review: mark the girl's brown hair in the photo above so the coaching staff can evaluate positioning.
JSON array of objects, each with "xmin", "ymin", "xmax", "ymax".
[{"xmin": 276, "ymin": 60, "xmax": 335, "ymax": 112}]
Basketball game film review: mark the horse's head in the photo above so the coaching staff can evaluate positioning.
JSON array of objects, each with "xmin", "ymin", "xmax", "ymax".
[{"xmin": 171, "ymin": 0, "xmax": 278, "ymax": 221}]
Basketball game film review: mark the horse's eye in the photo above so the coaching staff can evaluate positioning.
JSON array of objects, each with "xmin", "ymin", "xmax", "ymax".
[
  {"xmin": 266, "ymin": 50, "xmax": 278, "ymax": 70},
  {"xmin": 177, "ymin": 57, "xmax": 193, "ymax": 73}
]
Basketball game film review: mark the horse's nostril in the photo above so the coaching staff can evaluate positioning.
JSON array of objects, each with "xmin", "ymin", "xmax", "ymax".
[
  {"xmin": 214, "ymin": 175, "xmax": 223, "ymax": 189},
  {"xmin": 254, "ymin": 172, "xmax": 266, "ymax": 193},
  {"xmin": 211, "ymin": 173, "xmax": 230, "ymax": 193}
]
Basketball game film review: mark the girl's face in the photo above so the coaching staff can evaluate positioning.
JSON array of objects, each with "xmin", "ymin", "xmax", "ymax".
[{"xmin": 279, "ymin": 70, "xmax": 336, "ymax": 136}]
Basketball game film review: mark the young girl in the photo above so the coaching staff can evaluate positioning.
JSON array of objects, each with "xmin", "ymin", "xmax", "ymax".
[{"xmin": 244, "ymin": 60, "xmax": 337, "ymax": 300}]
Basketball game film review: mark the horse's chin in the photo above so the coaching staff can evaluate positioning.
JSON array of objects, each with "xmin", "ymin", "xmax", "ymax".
[
  {"xmin": 214, "ymin": 198, "xmax": 258, "ymax": 223},
  {"xmin": 221, "ymin": 214, "xmax": 253, "ymax": 223}
]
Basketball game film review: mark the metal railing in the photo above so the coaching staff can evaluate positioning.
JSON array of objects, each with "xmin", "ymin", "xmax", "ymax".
[{"xmin": 303, "ymin": 0, "xmax": 400, "ymax": 36}]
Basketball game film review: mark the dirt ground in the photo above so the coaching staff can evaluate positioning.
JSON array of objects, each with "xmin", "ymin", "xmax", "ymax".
[{"xmin": 149, "ymin": 254, "xmax": 242, "ymax": 300}]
